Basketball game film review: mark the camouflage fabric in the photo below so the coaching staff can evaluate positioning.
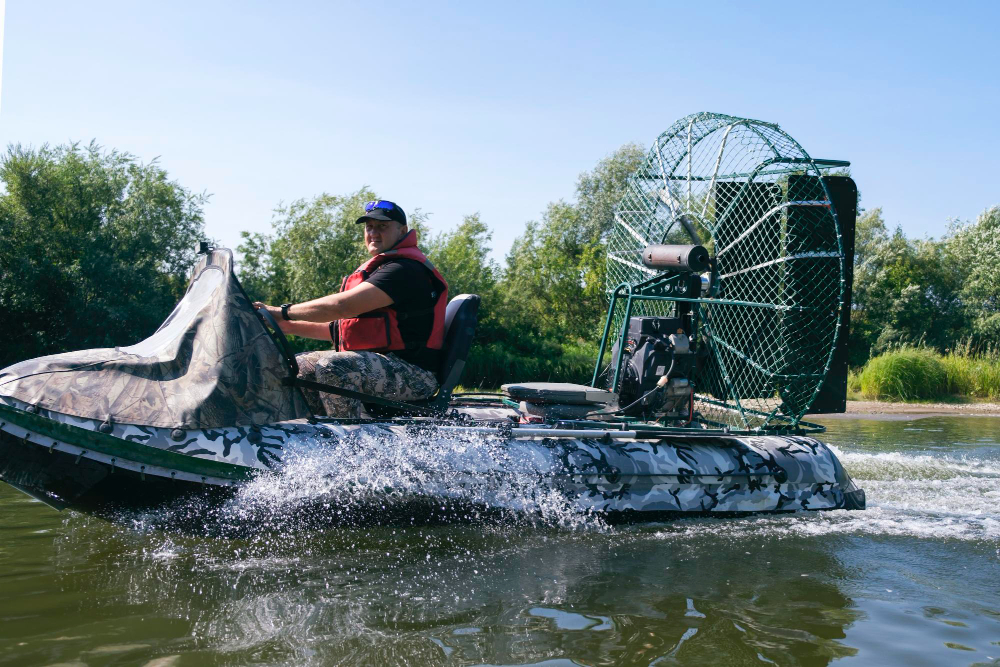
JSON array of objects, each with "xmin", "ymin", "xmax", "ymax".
[
  {"xmin": 0, "ymin": 394, "xmax": 862, "ymax": 513},
  {"xmin": 296, "ymin": 350, "xmax": 439, "ymax": 418},
  {"xmin": 0, "ymin": 250, "xmax": 311, "ymax": 429},
  {"xmin": 548, "ymin": 434, "xmax": 859, "ymax": 512}
]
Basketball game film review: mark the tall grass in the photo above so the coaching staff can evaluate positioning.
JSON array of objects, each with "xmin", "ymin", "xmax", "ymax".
[
  {"xmin": 941, "ymin": 343, "xmax": 1000, "ymax": 399},
  {"xmin": 846, "ymin": 368, "xmax": 863, "ymax": 400},
  {"xmin": 856, "ymin": 344, "xmax": 1000, "ymax": 401},
  {"xmin": 857, "ymin": 347, "xmax": 947, "ymax": 400}
]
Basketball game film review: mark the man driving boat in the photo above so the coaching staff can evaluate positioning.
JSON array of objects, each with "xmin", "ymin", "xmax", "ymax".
[{"xmin": 255, "ymin": 200, "xmax": 448, "ymax": 418}]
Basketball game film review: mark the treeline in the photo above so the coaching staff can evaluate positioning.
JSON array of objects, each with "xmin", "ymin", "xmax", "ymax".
[
  {"xmin": 1, "ymin": 142, "xmax": 998, "ymax": 391},
  {"xmin": 0, "ymin": 143, "xmax": 205, "ymax": 368},
  {"xmin": 849, "ymin": 206, "xmax": 999, "ymax": 366}
]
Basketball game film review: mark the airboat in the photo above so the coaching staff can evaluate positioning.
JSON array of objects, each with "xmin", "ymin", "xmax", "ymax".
[{"xmin": 0, "ymin": 113, "xmax": 865, "ymax": 520}]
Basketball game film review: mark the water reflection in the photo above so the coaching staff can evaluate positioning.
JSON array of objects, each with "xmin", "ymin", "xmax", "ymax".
[
  {"xmin": 816, "ymin": 415, "xmax": 1000, "ymax": 455},
  {"xmin": 27, "ymin": 515, "xmax": 861, "ymax": 665}
]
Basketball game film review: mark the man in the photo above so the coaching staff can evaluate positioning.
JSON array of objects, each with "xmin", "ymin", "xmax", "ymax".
[{"xmin": 255, "ymin": 200, "xmax": 448, "ymax": 418}]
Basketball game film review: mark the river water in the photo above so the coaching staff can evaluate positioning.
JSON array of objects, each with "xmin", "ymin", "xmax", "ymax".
[{"xmin": 1, "ymin": 416, "xmax": 998, "ymax": 666}]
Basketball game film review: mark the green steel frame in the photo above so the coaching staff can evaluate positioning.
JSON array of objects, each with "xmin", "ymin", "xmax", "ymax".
[
  {"xmin": 590, "ymin": 282, "xmax": 828, "ymax": 436},
  {"xmin": 594, "ymin": 112, "xmax": 851, "ymax": 436}
]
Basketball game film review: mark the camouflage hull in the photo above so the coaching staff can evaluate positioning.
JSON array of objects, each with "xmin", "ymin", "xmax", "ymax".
[{"xmin": 0, "ymin": 397, "xmax": 864, "ymax": 519}]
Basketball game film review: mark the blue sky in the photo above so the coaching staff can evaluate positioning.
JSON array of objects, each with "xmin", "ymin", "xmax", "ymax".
[{"xmin": 1, "ymin": 1, "xmax": 998, "ymax": 261}]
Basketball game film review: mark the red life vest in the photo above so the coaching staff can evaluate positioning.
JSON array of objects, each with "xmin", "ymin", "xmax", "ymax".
[{"xmin": 335, "ymin": 230, "xmax": 448, "ymax": 353}]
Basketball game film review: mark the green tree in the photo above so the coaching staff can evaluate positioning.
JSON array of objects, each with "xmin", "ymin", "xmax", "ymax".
[
  {"xmin": 848, "ymin": 207, "xmax": 967, "ymax": 363},
  {"xmin": 947, "ymin": 205, "xmax": 1000, "ymax": 347},
  {"xmin": 238, "ymin": 188, "xmax": 430, "ymax": 304},
  {"xmin": 238, "ymin": 188, "xmax": 374, "ymax": 305},
  {"xmin": 576, "ymin": 142, "xmax": 646, "ymax": 241},
  {"xmin": 451, "ymin": 143, "xmax": 646, "ymax": 387},
  {"xmin": 423, "ymin": 213, "xmax": 499, "ymax": 301},
  {"xmin": 495, "ymin": 143, "xmax": 646, "ymax": 343},
  {"xmin": 572, "ymin": 143, "xmax": 646, "ymax": 317},
  {"xmin": 499, "ymin": 202, "xmax": 591, "ymax": 339},
  {"xmin": 0, "ymin": 142, "xmax": 206, "ymax": 367}
]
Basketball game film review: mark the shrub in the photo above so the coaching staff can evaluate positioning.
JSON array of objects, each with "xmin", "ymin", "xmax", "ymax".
[
  {"xmin": 0, "ymin": 143, "xmax": 206, "ymax": 367},
  {"xmin": 857, "ymin": 347, "xmax": 947, "ymax": 400},
  {"xmin": 940, "ymin": 344, "xmax": 1000, "ymax": 399},
  {"xmin": 847, "ymin": 368, "xmax": 863, "ymax": 398}
]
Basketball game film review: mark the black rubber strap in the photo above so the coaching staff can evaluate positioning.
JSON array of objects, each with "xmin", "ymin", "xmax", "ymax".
[{"xmin": 289, "ymin": 378, "xmax": 444, "ymax": 417}]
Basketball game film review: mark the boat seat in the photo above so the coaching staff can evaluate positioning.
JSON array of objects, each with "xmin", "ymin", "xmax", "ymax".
[
  {"xmin": 501, "ymin": 382, "xmax": 615, "ymax": 405},
  {"xmin": 361, "ymin": 293, "xmax": 480, "ymax": 416},
  {"xmin": 433, "ymin": 294, "xmax": 480, "ymax": 406}
]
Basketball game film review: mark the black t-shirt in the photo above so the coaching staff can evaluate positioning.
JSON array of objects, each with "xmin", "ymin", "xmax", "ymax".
[{"xmin": 363, "ymin": 258, "xmax": 443, "ymax": 373}]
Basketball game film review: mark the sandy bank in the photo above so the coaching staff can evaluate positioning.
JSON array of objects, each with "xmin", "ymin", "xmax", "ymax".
[{"xmin": 810, "ymin": 400, "xmax": 1000, "ymax": 421}]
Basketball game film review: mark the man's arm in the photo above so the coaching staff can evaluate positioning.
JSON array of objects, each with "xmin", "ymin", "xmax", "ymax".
[
  {"xmin": 273, "ymin": 320, "xmax": 335, "ymax": 340},
  {"xmin": 288, "ymin": 282, "xmax": 394, "ymax": 321},
  {"xmin": 255, "ymin": 282, "xmax": 394, "ymax": 327}
]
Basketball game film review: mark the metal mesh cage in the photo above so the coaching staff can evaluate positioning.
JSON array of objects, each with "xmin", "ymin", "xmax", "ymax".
[{"xmin": 603, "ymin": 112, "xmax": 846, "ymax": 431}]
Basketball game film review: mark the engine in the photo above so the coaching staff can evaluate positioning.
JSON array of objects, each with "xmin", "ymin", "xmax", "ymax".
[{"xmin": 612, "ymin": 316, "xmax": 695, "ymax": 419}]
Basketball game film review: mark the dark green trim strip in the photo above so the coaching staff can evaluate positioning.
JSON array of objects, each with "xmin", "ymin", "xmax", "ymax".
[{"xmin": 0, "ymin": 404, "xmax": 257, "ymax": 481}]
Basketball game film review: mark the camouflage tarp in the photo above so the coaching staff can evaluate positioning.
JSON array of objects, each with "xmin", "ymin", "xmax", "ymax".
[{"xmin": 0, "ymin": 249, "xmax": 311, "ymax": 429}]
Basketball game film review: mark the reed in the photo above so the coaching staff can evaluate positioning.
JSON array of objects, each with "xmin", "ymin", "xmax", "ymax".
[
  {"xmin": 846, "ymin": 368, "xmax": 863, "ymax": 400},
  {"xmin": 856, "ymin": 344, "xmax": 1000, "ymax": 401},
  {"xmin": 857, "ymin": 347, "xmax": 947, "ymax": 400},
  {"xmin": 940, "ymin": 343, "xmax": 1000, "ymax": 399}
]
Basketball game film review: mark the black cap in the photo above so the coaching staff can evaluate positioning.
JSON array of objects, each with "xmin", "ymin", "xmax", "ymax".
[{"xmin": 356, "ymin": 201, "xmax": 407, "ymax": 225}]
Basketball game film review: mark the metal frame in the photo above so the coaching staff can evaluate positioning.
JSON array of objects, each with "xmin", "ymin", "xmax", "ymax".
[
  {"xmin": 599, "ymin": 113, "xmax": 853, "ymax": 436},
  {"xmin": 590, "ymin": 271, "xmax": 829, "ymax": 435}
]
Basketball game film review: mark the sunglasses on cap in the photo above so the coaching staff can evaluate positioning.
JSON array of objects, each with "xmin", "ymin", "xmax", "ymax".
[{"xmin": 364, "ymin": 200, "xmax": 399, "ymax": 213}]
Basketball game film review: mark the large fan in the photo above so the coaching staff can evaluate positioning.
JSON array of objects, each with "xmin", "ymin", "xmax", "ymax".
[{"xmin": 598, "ymin": 112, "xmax": 849, "ymax": 431}]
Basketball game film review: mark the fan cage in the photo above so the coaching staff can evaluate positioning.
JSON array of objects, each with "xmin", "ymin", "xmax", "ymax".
[{"xmin": 595, "ymin": 112, "xmax": 847, "ymax": 432}]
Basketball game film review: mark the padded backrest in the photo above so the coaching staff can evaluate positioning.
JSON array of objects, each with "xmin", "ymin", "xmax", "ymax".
[{"xmin": 436, "ymin": 294, "xmax": 480, "ymax": 399}]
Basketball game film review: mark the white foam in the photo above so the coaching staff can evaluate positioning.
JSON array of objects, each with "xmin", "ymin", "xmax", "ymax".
[
  {"xmin": 129, "ymin": 431, "xmax": 999, "ymax": 543},
  {"xmin": 144, "ymin": 539, "xmax": 183, "ymax": 562},
  {"xmin": 840, "ymin": 450, "xmax": 1000, "ymax": 481},
  {"xmin": 208, "ymin": 428, "xmax": 601, "ymax": 532},
  {"xmin": 652, "ymin": 449, "xmax": 1000, "ymax": 543}
]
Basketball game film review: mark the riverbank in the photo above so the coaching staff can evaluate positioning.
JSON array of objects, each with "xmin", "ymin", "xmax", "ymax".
[{"xmin": 812, "ymin": 399, "xmax": 1000, "ymax": 420}]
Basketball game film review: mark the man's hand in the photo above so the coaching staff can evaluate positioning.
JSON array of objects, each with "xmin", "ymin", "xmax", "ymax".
[{"xmin": 252, "ymin": 302, "xmax": 292, "ymax": 332}]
